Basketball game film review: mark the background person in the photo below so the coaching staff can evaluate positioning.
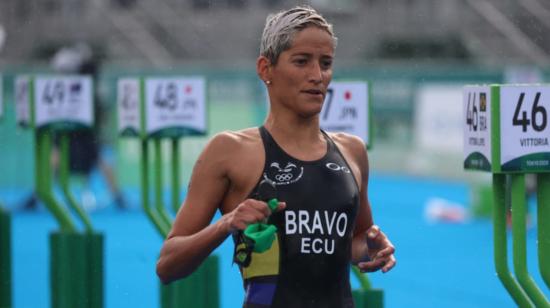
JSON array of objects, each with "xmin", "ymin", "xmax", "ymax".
[{"xmin": 22, "ymin": 43, "xmax": 126, "ymax": 211}]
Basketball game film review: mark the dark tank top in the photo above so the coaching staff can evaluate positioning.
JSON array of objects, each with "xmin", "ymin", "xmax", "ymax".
[{"xmin": 238, "ymin": 126, "xmax": 360, "ymax": 308}]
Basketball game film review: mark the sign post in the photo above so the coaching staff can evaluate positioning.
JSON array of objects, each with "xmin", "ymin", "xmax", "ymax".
[
  {"xmin": 0, "ymin": 205, "xmax": 10, "ymax": 308},
  {"xmin": 15, "ymin": 74, "xmax": 104, "ymax": 308},
  {"xmin": 0, "ymin": 73, "xmax": 12, "ymax": 308},
  {"xmin": 464, "ymin": 84, "xmax": 550, "ymax": 307},
  {"xmin": 118, "ymin": 76, "xmax": 218, "ymax": 308}
]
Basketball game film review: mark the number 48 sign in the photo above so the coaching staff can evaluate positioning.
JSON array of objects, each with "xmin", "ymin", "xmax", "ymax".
[{"xmin": 117, "ymin": 77, "xmax": 207, "ymax": 138}]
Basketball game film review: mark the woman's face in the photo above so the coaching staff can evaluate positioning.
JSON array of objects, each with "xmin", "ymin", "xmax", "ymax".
[{"xmin": 269, "ymin": 26, "xmax": 334, "ymax": 118}]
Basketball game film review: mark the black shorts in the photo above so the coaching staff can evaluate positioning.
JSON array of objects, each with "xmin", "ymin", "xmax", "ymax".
[{"xmin": 68, "ymin": 130, "xmax": 99, "ymax": 175}]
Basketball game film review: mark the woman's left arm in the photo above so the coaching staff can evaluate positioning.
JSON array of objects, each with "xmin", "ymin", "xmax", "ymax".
[{"xmin": 345, "ymin": 135, "xmax": 396, "ymax": 273}]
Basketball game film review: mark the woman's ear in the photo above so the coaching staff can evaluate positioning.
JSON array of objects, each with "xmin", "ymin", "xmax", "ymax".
[{"xmin": 256, "ymin": 56, "xmax": 272, "ymax": 84}]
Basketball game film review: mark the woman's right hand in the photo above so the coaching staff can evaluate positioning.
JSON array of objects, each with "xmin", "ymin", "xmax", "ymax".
[{"xmin": 222, "ymin": 199, "xmax": 286, "ymax": 234}]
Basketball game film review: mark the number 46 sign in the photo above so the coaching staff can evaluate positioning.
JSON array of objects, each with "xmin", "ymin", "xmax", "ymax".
[{"xmin": 464, "ymin": 84, "xmax": 550, "ymax": 173}]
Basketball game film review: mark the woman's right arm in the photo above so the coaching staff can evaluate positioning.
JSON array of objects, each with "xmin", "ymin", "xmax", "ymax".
[{"xmin": 156, "ymin": 133, "xmax": 274, "ymax": 284}]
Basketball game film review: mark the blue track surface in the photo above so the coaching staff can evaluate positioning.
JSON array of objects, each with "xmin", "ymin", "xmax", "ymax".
[{"xmin": 4, "ymin": 173, "xmax": 549, "ymax": 308}]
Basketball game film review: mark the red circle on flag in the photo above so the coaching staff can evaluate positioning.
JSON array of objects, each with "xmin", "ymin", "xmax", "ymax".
[{"xmin": 344, "ymin": 91, "xmax": 351, "ymax": 101}]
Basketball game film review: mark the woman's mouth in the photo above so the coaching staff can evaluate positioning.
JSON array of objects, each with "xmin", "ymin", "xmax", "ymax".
[{"xmin": 303, "ymin": 89, "xmax": 324, "ymax": 98}]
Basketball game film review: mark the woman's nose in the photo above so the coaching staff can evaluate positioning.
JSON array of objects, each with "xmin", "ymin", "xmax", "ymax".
[{"xmin": 308, "ymin": 62, "xmax": 322, "ymax": 84}]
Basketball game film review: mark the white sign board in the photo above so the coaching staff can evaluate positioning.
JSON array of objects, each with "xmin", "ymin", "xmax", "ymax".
[
  {"xmin": 463, "ymin": 85, "xmax": 493, "ymax": 171},
  {"xmin": 34, "ymin": 75, "xmax": 93, "ymax": 128},
  {"xmin": 15, "ymin": 76, "xmax": 31, "ymax": 127},
  {"xmin": 504, "ymin": 66, "xmax": 542, "ymax": 84},
  {"xmin": 500, "ymin": 85, "xmax": 550, "ymax": 172},
  {"xmin": 117, "ymin": 78, "xmax": 141, "ymax": 136},
  {"xmin": 320, "ymin": 81, "xmax": 370, "ymax": 146},
  {"xmin": 144, "ymin": 77, "xmax": 207, "ymax": 136},
  {"xmin": 415, "ymin": 84, "xmax": 463, "ymax": 153}
]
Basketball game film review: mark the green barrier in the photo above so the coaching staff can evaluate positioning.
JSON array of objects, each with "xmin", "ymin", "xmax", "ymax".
[
  {"xmin": 59, "ymin": 133, "xmax": 93, "ymax": 233},
  {"xmin": 352, "ymin": 289, "xmax": 384, "ymax": 308},
  {"xmin": 352, "ymin": 267, "xmax": 371, "ymax": 290},
  {"xmin": 154, "ymin": 139, "xmax": 173, "ymax": 228},
  {"xmin": 35, "ymin": 130, "xmax": 76, "ymax": 233},
  {"xmin": 50, "ymin": 232, "xmax": 104, "ymax": 308},
  {"xmin": 171, "ymin": 138, "xmax": 181, "ymax": 214},
  {"xmin": 141, "ymin": 137, "xmax": 220, "ymax": 308},
  {"xmin": 492, "ymin": 174, "xmax": 532, "ymax": 307},
  {"xmin": 351, "ymin": 266, "xmax": 383, "ymax": 308},
  {"xmin": 510, "ymin": 175, "xmax": 548, "ymax": 307},
  {"xmin": 140, "ymin": 139, "xmax": 170, "ymax": 237},
  {"xmin": 160, "ymin": 255, "xmax": 219, "ymax": 308},
  {"xmin": 37, "ymin": 130, "xmax": 104, "ymax": 308},
  {"xmin": 0, "ymin": 206, "xmax": 12, "ymax": 308},
  {"xmin": 538, "ymin": 173, "xmax": 550, "ymax": 289}
]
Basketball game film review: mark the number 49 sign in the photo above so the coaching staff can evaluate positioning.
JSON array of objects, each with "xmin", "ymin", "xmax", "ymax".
[
  {"xmin": 320, "ymin": 81, "xmax": 371, "ymax": 148},
  {"xmin": 464, "ymin": 84, "xmax": 550, "ymax": 173}
]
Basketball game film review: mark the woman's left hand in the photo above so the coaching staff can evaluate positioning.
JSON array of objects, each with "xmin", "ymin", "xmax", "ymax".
[{"xmin": 357, "ymin": 225, "xmax": 396, "ymax": 273}]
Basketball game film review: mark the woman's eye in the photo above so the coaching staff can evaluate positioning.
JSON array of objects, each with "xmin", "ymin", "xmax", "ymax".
[{"xmin": 321, "ymin": 60, "xmax": 332, "ymax": 69}]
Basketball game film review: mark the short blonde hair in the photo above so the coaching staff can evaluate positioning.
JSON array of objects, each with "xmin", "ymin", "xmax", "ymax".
[{"xmin": 260, "ymin": 6, "xmax": 337, "ymax": 64}]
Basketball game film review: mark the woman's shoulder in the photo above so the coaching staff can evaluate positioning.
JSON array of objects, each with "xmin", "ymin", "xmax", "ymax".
[
  {"xmin": 210, "ymin": 127, "xmax": 261, "ymax": 146},
  {"xmin": 205, "ymin": 128, "xmax": 265, "ymax": 186},
  {"xmin": 327, "ymin": 131, "xmax": 366, "ymax": 153},
  {"xmin": 203, "ymin": 127, "xmax": 263, "ymax": 158},
  {"xmin": 327, "ymin": 131, "xmax": 368, "ymax": 175}
]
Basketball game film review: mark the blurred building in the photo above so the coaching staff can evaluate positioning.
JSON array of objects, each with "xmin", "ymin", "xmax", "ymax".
[
  {"xmin": 1, "ymin": 0, "xmax": 550, "ymax": 67},
  {"xmin": 1, "ymin": 0, "xmax": 550, "ymax": 190}
]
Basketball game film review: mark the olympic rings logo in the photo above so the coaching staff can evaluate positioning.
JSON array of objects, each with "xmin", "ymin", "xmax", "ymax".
[{"xmin": 275, "ymin": 173, "xmax": 294, "ymax": 182}]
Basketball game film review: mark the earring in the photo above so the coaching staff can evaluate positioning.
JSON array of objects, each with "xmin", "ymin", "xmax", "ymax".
[{"xmin": 265, "ymin": 80, "xmax": 271, "ymax": 85}]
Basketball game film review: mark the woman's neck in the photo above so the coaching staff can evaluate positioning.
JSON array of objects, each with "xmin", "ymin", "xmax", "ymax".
[
  {"xmin": 265, "ymin": 110, "xmax": 321, "ymax": 136},
  {"xmin": 263, "ymin": 111, "xmax": 327, "ymax": 160}
]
